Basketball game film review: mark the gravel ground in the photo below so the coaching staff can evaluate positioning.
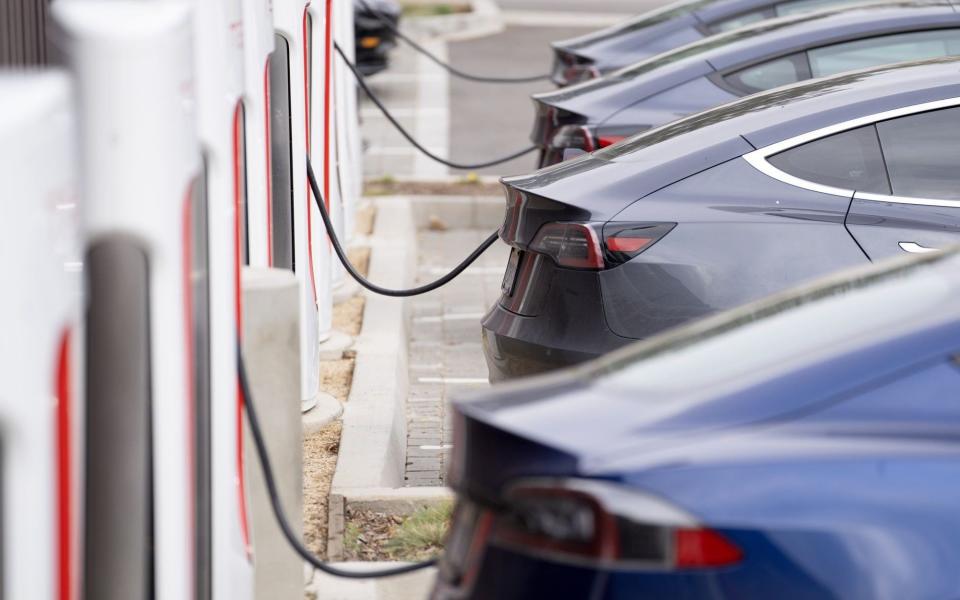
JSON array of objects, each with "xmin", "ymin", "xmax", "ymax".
[{"xmin": 302, "ymin": 212, "xmax": 374, "ymax": 559}]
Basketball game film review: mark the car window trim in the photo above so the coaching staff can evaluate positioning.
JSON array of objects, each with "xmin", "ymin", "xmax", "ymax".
[
  {"xmin": 711, "ymin": 25, "xmax": 960, "ymax": 97},
  {"xmin": 743, "ymin": 95, "xmax": 960, "ymax": 206}
]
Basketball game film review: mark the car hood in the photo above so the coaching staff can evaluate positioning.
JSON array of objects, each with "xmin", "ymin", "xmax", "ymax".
[{"xmin": 454, "ymin": 253, "xmax": 960, "ymax": 491}]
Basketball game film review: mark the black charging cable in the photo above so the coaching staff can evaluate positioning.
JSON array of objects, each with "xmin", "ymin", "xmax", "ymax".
[
  {"xmin": 308, "ymin": 156, "xmax": 500, "ymax": 297},
  {"xmin": 356, "ymin": 0, "xmax": 550, "ymax": 84},
  {"xmin": 239, "ymin": 345, "xmax": 439, "ymax": 578},
  {"xmin": 335, "ymin": 42, "xmax": 537, "ymax": 170}
]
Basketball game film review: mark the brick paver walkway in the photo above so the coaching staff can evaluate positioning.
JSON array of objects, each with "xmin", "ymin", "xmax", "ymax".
[{"xmin": 404, "ymin": 228, "xmax": 510, "ymax": 486}]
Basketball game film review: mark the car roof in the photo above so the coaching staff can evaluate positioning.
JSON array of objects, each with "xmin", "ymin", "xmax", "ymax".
[
  {"xmin": 600, "ymin": 54, "xmax": 960, "ymax": 161},
  {"xmin": 505, "ymin": 57, "xmax": 960, "ymax": 215}
]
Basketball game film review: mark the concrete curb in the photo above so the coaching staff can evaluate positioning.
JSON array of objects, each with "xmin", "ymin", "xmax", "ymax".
[
  {"xmin": 402, "ymin": 0, "xmax": 503, "ymax": 43},
  {"xmin": 331, "ymin": 196, "xmax": 416, "ymax": 496},
  {"xmin": 306, "ymin": 562, "xmax": 437, "ymax": 600},
  {"xmin": 410, "ymin": 195, "xmax": 503, "ymax": 230}
]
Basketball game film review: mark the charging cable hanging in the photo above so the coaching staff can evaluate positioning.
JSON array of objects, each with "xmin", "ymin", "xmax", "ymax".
[
  {"xmin": 240, "ymin": 346, "xmax": 438, "ymax": 578},
  {"xmin": 356, "ymin": 0, "xmax": 550, "ymax": 84},
  {"xmin": 308, "ymin": 157, "xmax": 500, "ymax": 296},
  {"xmin": 335, "ymin": 42, "xmax": 537, "ymax": 170}
]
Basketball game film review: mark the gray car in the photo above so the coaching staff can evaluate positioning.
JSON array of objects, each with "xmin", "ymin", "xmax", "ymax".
[
  {"xmin": 535, "ymin": 1, "xmax": 960, "ymax": 166},
  {"xmin": 484, "ymin": 57, "xmax": 960, "ymax": 380}
]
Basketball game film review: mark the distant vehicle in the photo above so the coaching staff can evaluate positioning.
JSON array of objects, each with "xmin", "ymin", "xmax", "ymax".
[
  {"xmin": 354, "ymin": 0, "xmax": 400, "ymax": 76},
  {"xmin": 436, "ymin": 249, "xmax": 960, "ymax": 600},
  {"xmin": 551, "ymin": 0, "xmax": 888, "ymax": 86},
  {"xmin": 536, "ymin": 0, "xmax": 960, "ymax": 167},
  {"xmin": 484, "ymin": 57, "xmax": 960, "ymax": 381}
]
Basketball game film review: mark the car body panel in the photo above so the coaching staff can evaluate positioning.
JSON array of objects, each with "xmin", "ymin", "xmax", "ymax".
[
  {"xmin": 847, "ymin": 198, "xmax": 960, "ymax": 259},
  {"xmin": 440, "ymin": 254, "xmax": 960, "ymax": 600}
]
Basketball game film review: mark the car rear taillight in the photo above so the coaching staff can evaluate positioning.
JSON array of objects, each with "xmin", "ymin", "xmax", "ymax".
[
  {"xmin": 596, "ymin": 125, "xmax": 651, "ymax": 149},
  {"xmin": 530, "ymin": 222, "xmax": 604, "ymax": 270},
  {"xmin": 603, "ymin": 222, "xmax": 675, "ymax": 266},
  {"xmin": 493, "ymin": 479, "xmax": 743, "ymax": 569},
  {"xmin": 530, "ymin": 222, "xmax": 674, "ymax": 270}
]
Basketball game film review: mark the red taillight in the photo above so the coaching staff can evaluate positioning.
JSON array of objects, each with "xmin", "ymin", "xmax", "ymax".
[
  {"xmin": 598, "ymin": 135, "xmax": 626, "ymax": 148},
  {"xmin": 530, "ymin": 222, "xmax": 604, "ymax": 270},
  {"xmin": 675, "ymin": 528, "xmax": 743, "ymax": 568},
  {"xmin": 603, "ymin": 223, "xmax": 676, "ymax": 266},
  {"xmin": 492, "ymin": 480, "xmax": 743, "ymax": 571}
]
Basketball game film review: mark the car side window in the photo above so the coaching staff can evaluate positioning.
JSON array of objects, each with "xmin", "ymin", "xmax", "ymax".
[
  {"xmin": 709, "ymin": 9, "xmax": 772, "ymax": 34},
  {"xmin": 723, "ymin": 53, "xmax": 809, "ymax": 94},
  {"xmin": 768, "ymin": 125, "xmax": 890, "ymax": 194},
  {"xmin": 876, "ymin": 107, "xmax": 960, "ymax": 200},
  {"xmin": 807, "ymin": 29, "xmax": 960, "ymax": 78}
]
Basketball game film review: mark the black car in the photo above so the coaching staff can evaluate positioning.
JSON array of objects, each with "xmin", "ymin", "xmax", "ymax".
[
  {"xmin": 483, "ymin": 57, "xmax": 960, "ymax": 381},
  {"xmin": 551, "ymin": 0, "xmax": 875, "ymax": 86},
  {"xmin": 354, "ymin": 0, "xmax": 400, "ymax": 76},
  {"xmin": 536, "ymin": 1, "xmax": 960, "ymax": 167}
]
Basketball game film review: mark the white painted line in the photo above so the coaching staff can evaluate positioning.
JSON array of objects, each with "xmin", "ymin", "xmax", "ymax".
[
  {"xmin": 366, "ymin": 145, "xmax": 447, "ymax": 156},
  {"xmin": 372, "ymin": 73, "xmax": 444, "ymax": 83},
  {"xmin": 420, "ymin": 445, "xmax": 454, "ymax": 451},
  {"xmin": 413, "ymin": 312, "xmax": 485, "ymax": 324},
  {"xmin": 501, "ymin": 10, "xmax": 633, "ymax": 28},
  {"xmin": 360, "ymin": 107, "xmax": 446, "ymax": 118},
  {"xmin": 422, "ymin": 266, "xmax": 503, "ymax": 275},
  {"xmin": 418, "ymin": 377, "xmax": 489, "ymax": 384}
]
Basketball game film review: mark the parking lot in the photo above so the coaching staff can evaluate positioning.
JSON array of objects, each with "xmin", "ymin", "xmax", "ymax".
[{"xmin": 6, "ymin": 0, "xmax": 960, "ymax": 599}]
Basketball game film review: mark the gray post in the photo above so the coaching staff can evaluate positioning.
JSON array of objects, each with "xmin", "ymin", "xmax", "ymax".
[{"xmin": 242, "ymin": 267, "xmax": 304, "ymax": 600}]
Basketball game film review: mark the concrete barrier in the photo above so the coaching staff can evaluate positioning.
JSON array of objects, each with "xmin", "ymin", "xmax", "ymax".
[{"xmin": 241, "ymin": 267, "xmax": 304, "ymax": 600}]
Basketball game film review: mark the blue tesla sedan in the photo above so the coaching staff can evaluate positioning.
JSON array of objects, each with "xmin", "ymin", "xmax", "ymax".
[
  {"xmin": 536, "ymin": 0, "xmax": 960, "ymax": 167},
  {"xmin": 485, "ymin": 57, "xmax": 960, "ymax": 381},
  {"xmin": 435, "ymin": 249, "xmax": 960, "ymax": 600}
]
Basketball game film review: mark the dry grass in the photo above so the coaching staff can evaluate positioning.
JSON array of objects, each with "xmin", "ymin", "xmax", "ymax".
[
  {"xmin": 344, "ymin": 502, "xmax": 453, "ymax": 562},
  {"xmin": 318, "ymin": 359, "xmax": 355, "ymax": 402},
  {"xmin": 363, "ymin": 179, "xmax": 502, "ymax": 197},
  {"xmin": 303, "ymin": 420, "xmax": 343, "ymax": 557}
]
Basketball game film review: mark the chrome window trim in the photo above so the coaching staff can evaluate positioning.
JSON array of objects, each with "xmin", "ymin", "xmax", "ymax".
[{"xmin": 743, "ymin": 95, "xmax": 960, "ymax": 206}]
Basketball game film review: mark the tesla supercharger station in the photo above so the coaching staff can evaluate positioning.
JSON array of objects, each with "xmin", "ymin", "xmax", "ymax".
[
  {"xmin": 271, "ymin": 0, "xmax": 325, "ymax": 407},
  {"xmin": 242, "ymin": 0, "xmax": 277, "ymax": 269},
  {"xmin": 51, "ymin": 2, "xmax": 206, "ymax": 598},
  {"xmin": 0, "ymin": 72, "xmax": 82, "ymax": 600},
  {"xmin": 335, "ymin": 0, "xmax": 362, "ymax": 244},
  {"xmin": 181, "ymin": 0, "xmax": 257, "ymax": 598}
]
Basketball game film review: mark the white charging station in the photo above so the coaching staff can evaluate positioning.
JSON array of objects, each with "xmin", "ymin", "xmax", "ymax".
[
  {"xmin": 306, "ymin": 0, "xmax": 335, "ymax": 340},
  {"xmin": 241, "ymin": 0, "xmax": 276, "ymax": 268},
  {"xmin": 181, "ymin": 0, "xmax": 257, "ymax": 597},
  {"xmin": 51, "ymin": 3, "xmax": 203, "ymax": 598},
  {"xmin": 335, "ymin": 0, "xmax": 361, "ymax": 245},
  {"xmin": 341, "ymin": 0, "xmax": 364, "ymax": 244},
  {"xmin": 0, "ymin": 71, "xmax": 82, "ymax": 600},
  {"xmin": 271, "ymin": 0, "xmax": 324, "ymax": 408}
]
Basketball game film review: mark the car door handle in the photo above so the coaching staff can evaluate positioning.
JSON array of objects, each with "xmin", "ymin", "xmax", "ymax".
[{"xmin": 898, "ymin": 242, "xmax": 940, "ymax": 254}]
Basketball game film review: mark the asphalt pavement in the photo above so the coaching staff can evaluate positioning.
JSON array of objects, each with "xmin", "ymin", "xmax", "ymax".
[{"xmin": 447, "ymin": 1, "xmax": 670, "ymax": 177}]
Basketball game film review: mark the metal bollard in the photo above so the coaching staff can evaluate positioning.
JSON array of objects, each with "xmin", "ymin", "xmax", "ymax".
[
  {"xmin": 241, "ymin": 0, "xmax": 276, "ymax": 269},
  {"xmin": 0, "ymin": 71, "xmax": 81, "ymax": 600},
  {"xmin": 271, "ymin": 0, "xmax": 324, "ymax": 410},
  {"xmin": 51, "ymin": 3, "xmax": 201, "ymax": 598},
  {"xmin": 240, "ymin": 267, "xmax": 303, "ymax": 600}
]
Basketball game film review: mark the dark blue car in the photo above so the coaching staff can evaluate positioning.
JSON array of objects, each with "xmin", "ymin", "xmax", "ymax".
[
  {"xmin": 537, "ymin": 1, "xmax": 960, "ymax": 167},
  {"xmin": 484, "ymin": 57, "xmax": 960, "ymax": 381},
  {"xmin": 551, "ymin": 0, "xmax": 886, "ymax": 85},
  {"xmin": 436, "ymin": 250, "xmax": 960, "ymax": 600}
]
